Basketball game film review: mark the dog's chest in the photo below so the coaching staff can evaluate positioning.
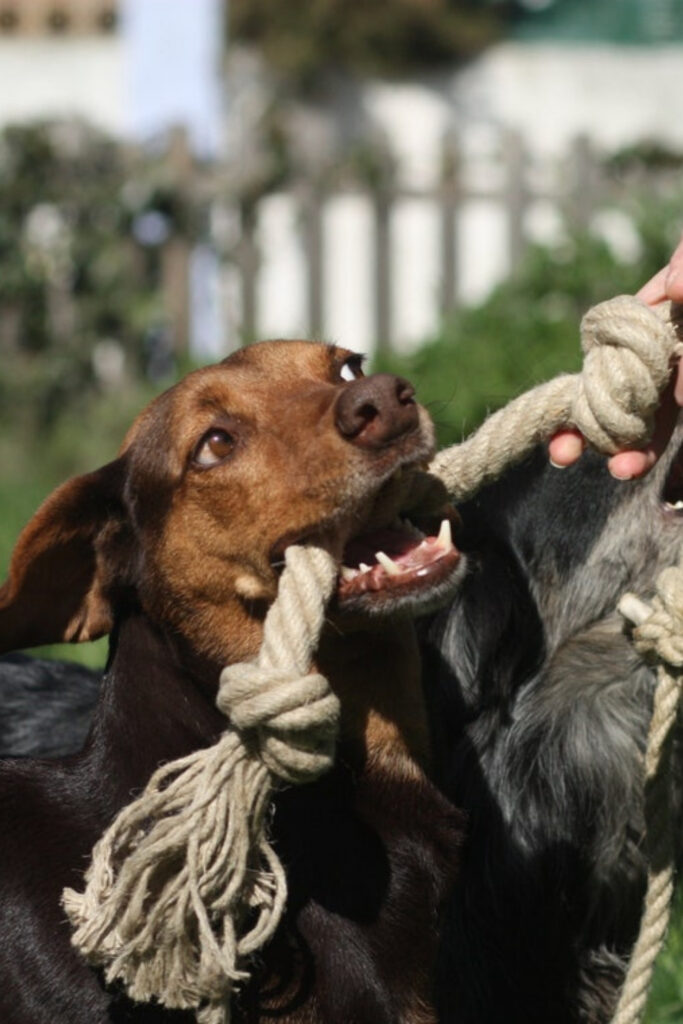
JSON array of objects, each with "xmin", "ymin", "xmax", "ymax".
[{"xmin": 235, "ymin": 761, "xmax": 462, "ymax": 1024}]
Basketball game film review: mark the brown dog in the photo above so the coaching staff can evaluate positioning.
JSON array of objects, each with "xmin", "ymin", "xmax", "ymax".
[{"xmin": 0, "ymin": 340, "xmax": 464, "ymax": 1024}]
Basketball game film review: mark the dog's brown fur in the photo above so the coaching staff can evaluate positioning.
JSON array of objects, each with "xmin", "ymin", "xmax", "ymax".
[{"xmin": 0, "ymin": 340, "xmax": 463, "ymax": 1023}]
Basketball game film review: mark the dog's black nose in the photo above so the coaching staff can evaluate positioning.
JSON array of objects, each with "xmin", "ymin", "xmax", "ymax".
[{"xmin": 334, "ymin": 373, "xmax": 418, "ymax": 448}]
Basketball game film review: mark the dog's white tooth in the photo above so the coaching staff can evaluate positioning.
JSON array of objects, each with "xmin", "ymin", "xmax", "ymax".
[
  {"xmin": 437, "ymin": 518, "xmax": 452, "ymax": 550},
  {"xmin": 376, "ymin": 551, "xmax": 401, "ymax": 576},
  {"xmin": 359, "ymin": 562, "xmax": 372, "ymax": 574},
  {"xmin": 340, "ymin": 566, "xmax": 358, "ymax": 581}
]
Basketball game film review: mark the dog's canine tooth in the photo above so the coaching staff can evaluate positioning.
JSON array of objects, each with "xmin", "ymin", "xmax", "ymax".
[
  {"xmin": 436, "ymin": 518, "xmax": 452, "ymax": 550},
  {"xmin": 376, "ymin": 551, "xmax": 401, "ymax": 576}
]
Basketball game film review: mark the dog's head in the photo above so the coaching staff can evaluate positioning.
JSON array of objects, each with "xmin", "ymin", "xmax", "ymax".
[{"xmin": 0, "ymin": 340, "xmax": 462, "ymax": 665}]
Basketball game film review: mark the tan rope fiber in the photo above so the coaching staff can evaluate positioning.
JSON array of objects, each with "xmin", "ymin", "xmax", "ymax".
[{"xmin": 63, "ymin": 294, "xmax": 683, "ymax": 1022}]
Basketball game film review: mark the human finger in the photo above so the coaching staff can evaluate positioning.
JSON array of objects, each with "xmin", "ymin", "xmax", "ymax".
[
  {"xmin": 665, "ymin": 242, "xmax": 683, "ymax": 302},
  {"xmin": 606, "ymin": 372, "xmax": 679, "ymax": 480},
  {"xmin": 548, "ymin": 428, "xmax": 585, "ymax": 468},
  {"xmin": 637, "ymin": 266, "xmax": 669, "ymax": 306}
]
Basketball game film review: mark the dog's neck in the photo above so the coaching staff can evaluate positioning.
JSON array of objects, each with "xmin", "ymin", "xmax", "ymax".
[
  {"xmin": 81, "ymin": 607, "xmax": 430, "ymax": 806},
  {"xmin": 316, "ymin": 622, "xmax": 431, "ymax": 771},
  {"xmin": 81, "ymin": 611, "xmax": 226, "ymax": 807}
]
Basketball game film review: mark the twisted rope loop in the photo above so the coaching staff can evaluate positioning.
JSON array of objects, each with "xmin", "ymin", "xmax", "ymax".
[
  {"xmin": 63, "ymin": 546, "xmax": 338, "ymax": 1024},
  {"xmin": 631, "ymin": 564, "xmax": 683, "ymax": 670},
  {"xmin": 431, "ymin": 296, "xmax": 682, "ymax": 501},
  {"xmin": 575, "ymin": 298, "xmax": 675, "ymax": 452}
]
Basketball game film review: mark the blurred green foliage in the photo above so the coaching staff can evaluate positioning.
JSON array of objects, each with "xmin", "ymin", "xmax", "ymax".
[
  {"xmin": 230, "ymin": 0, "xmax": 509, "ymax": 85},
  {"xmin": 376, "ymin": 199, "xmax": 681, "ymax": 447},
  {"xmin": 0, "ymin": 120, "xmax": 195, "ymax": 436}
]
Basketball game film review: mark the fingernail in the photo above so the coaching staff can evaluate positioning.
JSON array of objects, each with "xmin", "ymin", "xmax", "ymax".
[
  {"xmin": 549, "ymin": 458, "xmax": 568, "ymax": 470},
  {"xmin": 609, "ymin": 468, "xmax": 633, "ymax": 481}
]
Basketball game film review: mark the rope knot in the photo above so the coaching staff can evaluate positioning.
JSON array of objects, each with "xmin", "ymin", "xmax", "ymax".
[
  {"xmin": 572, "ymin": 295, "xmax": 678, "ymax": 454},
  {"xmin": 630, "ymin": 565, "xmax": 683, "ymax": 669},
  {"xmin": 217, "ymin": 664, "xmax": 339, "ymax": 784}
]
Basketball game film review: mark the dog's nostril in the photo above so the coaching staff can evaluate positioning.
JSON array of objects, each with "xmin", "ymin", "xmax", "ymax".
[
  {"xmin": 357, "ymin": 402, "xmax": 379, "ymax": 424},
  {"xmin": 396, "ymin": 380, "xmax": 416, "ymax": 406},
  {"xmin": 336, "ymin": 399, "xmax": 378, "ymax": 439}
]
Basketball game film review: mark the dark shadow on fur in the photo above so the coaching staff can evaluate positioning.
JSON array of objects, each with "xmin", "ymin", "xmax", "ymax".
[{"xmin": 0, "ymin": 653, "xmax": 102, "ymax": 757}]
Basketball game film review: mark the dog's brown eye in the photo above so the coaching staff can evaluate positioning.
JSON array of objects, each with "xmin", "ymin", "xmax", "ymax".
[
  {"xmin": 194, "ymin": 429, "xmax": 235, "ymax": 467},
  {"xmin": 340, "ymin": 355, "xmax": 365, "ymax": 383}
]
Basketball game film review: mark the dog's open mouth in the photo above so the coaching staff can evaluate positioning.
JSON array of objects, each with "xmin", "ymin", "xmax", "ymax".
[
  {"xmin": 269, "ymin": 467, "xmax": 464, "ymax": 618},
  {"xmin": 340, "ymin": 517, "xmax": 457, "ymax": 593},
  {"xmin": 336, "ymin": 507, "xmax": 463, "ymax": 617}
]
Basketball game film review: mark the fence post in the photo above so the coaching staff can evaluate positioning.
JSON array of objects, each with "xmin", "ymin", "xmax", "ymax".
[
  {"xmin": 237, "ymin": 199, "xmax": 259, "ymax": 344},
  {"xmin": 301, "ymin": 184, "xmax": 325, "ymax": 339},
  {"xmin": 503, "ymin": 130, "xmax": 528, "ymax": 273},
  {"xmin": 569, "ymin": 134, "xmax": 599, "ymax": 231},
  {"xmin": 440, "ymin": 133, "xmax": 460, "ymax": 317},
  {"xmin": 161, "ymin": 127, "xmax": 193, "ymax": 353},
  {"xmin": 373, "ymin": 188, "xmax": 392, "ymax": 356}
]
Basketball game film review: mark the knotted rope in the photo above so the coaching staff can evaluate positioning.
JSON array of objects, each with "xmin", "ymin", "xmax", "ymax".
[
  {"xmin": 63, "ymin": 546, "xmax": 339, "ymax": 1024},
  {"xmin": 63, "ymin": 294, "xmax": 683, "ymax": 1022},
  {"xmin": 432, "ymin": 295, "xmax": 681, "ymax": 500}
]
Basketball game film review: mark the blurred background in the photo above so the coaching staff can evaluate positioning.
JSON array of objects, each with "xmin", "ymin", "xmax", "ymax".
[{"xmin": 1, "ymin": 3, "xmax": 683, "ymax": 1015}]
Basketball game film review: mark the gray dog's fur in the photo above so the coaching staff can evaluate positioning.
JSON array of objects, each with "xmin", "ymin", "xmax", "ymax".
[{"xmin": 425, "ymin": 421, "xmax": 683, "ymax": 1023}]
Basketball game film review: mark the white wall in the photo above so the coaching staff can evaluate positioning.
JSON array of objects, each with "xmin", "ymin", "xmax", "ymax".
[
  {"xmin": 0, "ymin": 37, "xmax": 124, "ymax": 132},
  {"xmin": 244, "ymin": 43, "xmax": 683, "ymax": 356},
  {"xmin": 363, "ymin": 43, "xmax": 683, "ymax": 180},
  {"xmin": 454, "ymin": 43, "xmax": 683, "ymax": 159},
  {"xmin": 4, "ymin": 36, "xmax": 682, "ymax": 356}
]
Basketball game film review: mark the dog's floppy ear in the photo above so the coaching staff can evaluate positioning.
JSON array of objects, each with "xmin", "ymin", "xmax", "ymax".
[{"xmin": 0, "ymin": 459, "xmax": 129, "ymax": 654}]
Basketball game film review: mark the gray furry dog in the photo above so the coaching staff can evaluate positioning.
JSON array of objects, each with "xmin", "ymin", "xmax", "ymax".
[{"xmin": 424, "ymin": 420, "xmax": 683, "ymax": 1023}]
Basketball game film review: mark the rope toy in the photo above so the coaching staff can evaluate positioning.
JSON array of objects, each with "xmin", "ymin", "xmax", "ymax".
[
  {"xmin": 63, "ymin": 295, "xmax": 683, "ymax": 1023},
  {"xmin": 63, "ymin": 546, "xmax": 340, "ymax": 1024}
]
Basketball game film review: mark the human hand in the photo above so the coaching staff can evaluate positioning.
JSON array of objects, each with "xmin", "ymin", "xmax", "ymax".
[{"xmin": 548, "ymin": 236, "xmax": 683, "ymax": 478}]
